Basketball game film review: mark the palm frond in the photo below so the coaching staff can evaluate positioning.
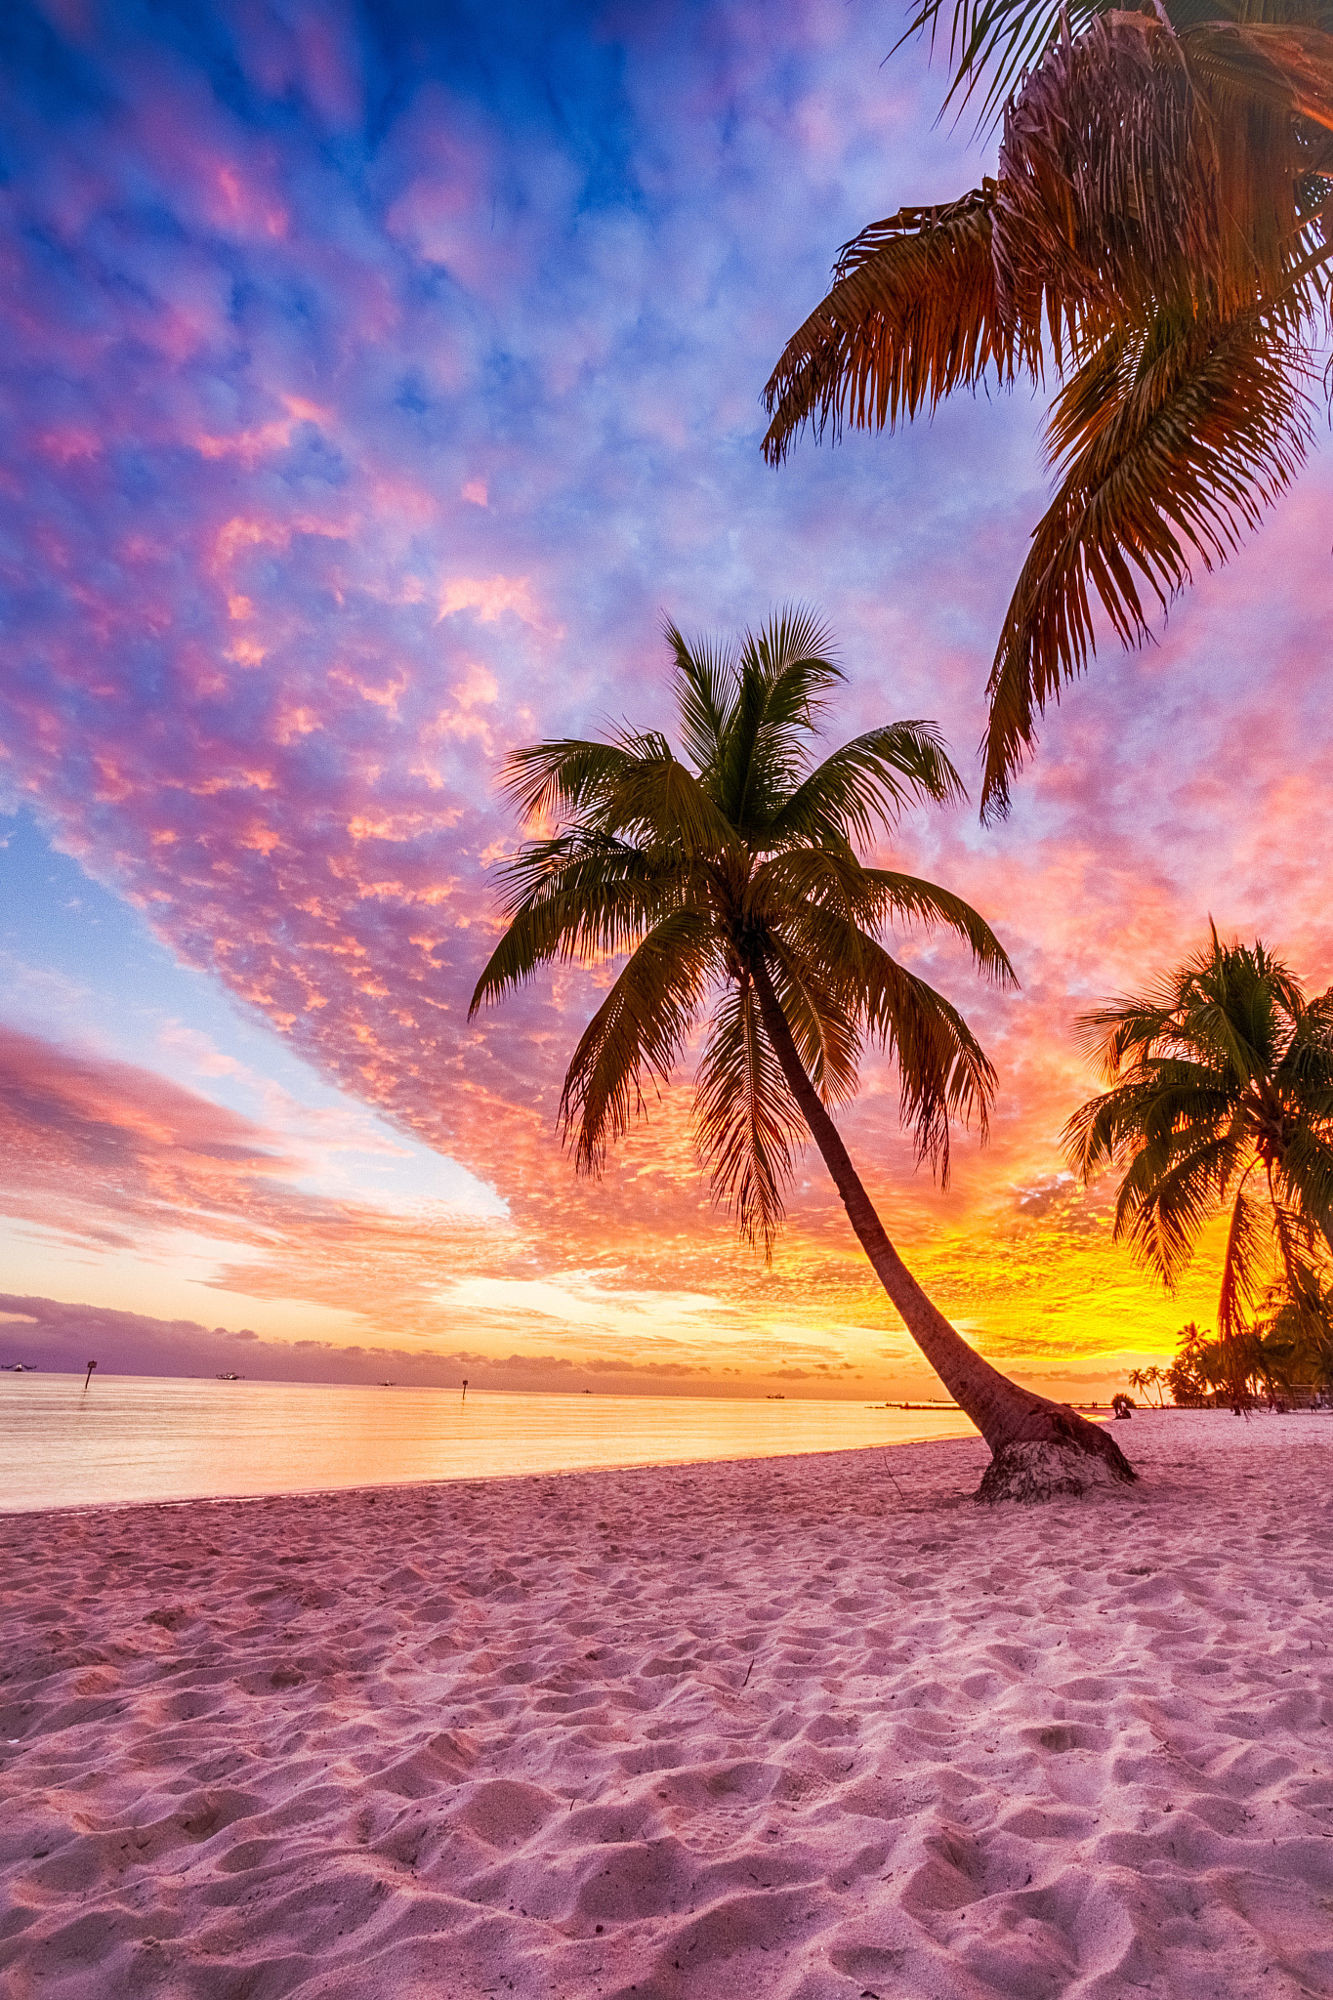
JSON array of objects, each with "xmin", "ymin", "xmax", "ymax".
[
  {"xmin": 601, "ymin": 746, "xmax": 738, "ymax": 856},
  {"xmin": 768, "ymin": 721, "xmax": 965, "ymax": 848},
  {"xmin": 1277, "ymin": 986, "xmax": 1333, "ymax": 1098},
  {"xmin": 843, "ymin": 923, "xmax": 997, "ymax": 1175},
  {"xmin": 761, "ymin": 185, "xmax": 1040, "ymax": 464},
  {"xmin": 1272, "ymin": 1127, "xmax": 1333, "ymax": 1252},
  {"xmin": 861, "ymin": 869, "xmax": 1017, "ymax": 986},
  {"xmin": 981, "ymin": 309, "xmax": 1310, "ymax": 818},
  {"xmin": 894, "ymin": 0, "xmax": 1331, "ymax": 132},
  {"xmin": 896, "ymin": 0, "xmax": 1111, "ymax": 132},
  {"xmin": 761, "ymin": 851, "xmax": 1015, "ymax": 989},
  {"xmin": 1217, "ymin": 1171, "xmax": 1270, "ymax": 1339},
  {"xmin": 717, "ymin": 608, "xmax": 841, "ymax": 833},
  {"xmin": 1188, "ymin": 21, "xmax": 1333, "ymax": 141},
  {"xmin": 992, "ymin": 15, "xmax": 1300, "ymax": 334},
  {"xmin": 665, "ymin": 621, "xmax": 737, "ymax": 776},
  {"xmin": 1111, "ymin": 1129, "xmax": 1242, "ymax": 1287},
  {"xmin": 1063, "ymin": 1071, "xmax": 1237, "ymax": 1183},
  {"xmin": 469, "ymin": 834, "xmax": 688, "ymax": 1015},
  {"xmin": 694, "ymin": 978, "xmax": 806, "ymax": 1252},
  {"xmin": 501, "ymin": 739, "xmax": 638, "ymax": 825},
  {"xmin": 559, "ymin": 910, "xmax": 719, "ymax": 1175},
  {"xmin": 764, "ymin": 930, "xmax": 862, "ymax": 1108}
]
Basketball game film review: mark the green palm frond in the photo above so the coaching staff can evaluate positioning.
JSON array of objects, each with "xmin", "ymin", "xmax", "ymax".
[
  {"xmin": 764, "ymin": 930, "xmax": 863, "ymax": 1107},
  {"xmin": 1217, "ymin": 1172, "xmax": 1270, "ymax": 1339},
  {"xmin": 560, "ymin": 910, "xmax": 719, "ymax": 1175},
  {"xmin": 601, "ymin": 746, "xmax": 738, "ymax": 857},
  {"xmin": 713, "ymin": 608, "xmax": 841, "ymax": 833},
  {"xmin": 783, "ymin": 914, "xmax": 997, "ymax": 1175},
  {"xmin": 501, "ymin": 739, "xmax": 640, "ymax": 825},
  {"xmin": 862, "ymin": 942, "xmax": 996, "ymax": 1177},
  {"xmin": 862, "ymin": 869, "xmax": 1017, "ymax": 986},
  {"xmin": 469, "ymin": 836, "xmax": 688, "ymax": 1014},
  {"xmin": 1272, "ymin": 1127, "xmax": 1333, "ymax": 1250},
  {"xmin": 768, "ymin": 722, "xmax": 965, "ymax": 848},
  {"xmin": 1112, "ymin": 1129, "xmax": 1242, "ymax": 1288},
  {"xmin": 749, "ymin": 851, "xmax": 1014, "ymax": 988},
  {"xmin": 664, "ymin": 621, "xmax": 737, "ymax": 775},
  {"xmin": 694, "ymin": 978, "xmax": 806, "ymax": 1251}
]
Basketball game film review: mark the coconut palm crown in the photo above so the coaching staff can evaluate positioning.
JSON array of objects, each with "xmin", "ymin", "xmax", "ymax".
[
  {"xmin": 471, "ymin": 611, "xmax": 1136, "ymax": 1499},
  {"xmin": 1065, "ymin": 933, "xmax": 1333, "ymax": 1351},
  {"xmin": 762, "ymin": 0, "xmax": 1333, "ymax": 819}
]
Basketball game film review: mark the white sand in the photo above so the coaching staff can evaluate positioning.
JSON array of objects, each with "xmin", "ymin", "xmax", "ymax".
[{"xmin": 2, "ymin": 1411, "xmax": 1331, "ymax": 2000}]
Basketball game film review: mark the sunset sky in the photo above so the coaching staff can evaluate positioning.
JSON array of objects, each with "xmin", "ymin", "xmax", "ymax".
[{"xmin": 1, "ymin": 0, "xmax": 1330, "ymax": 1401}]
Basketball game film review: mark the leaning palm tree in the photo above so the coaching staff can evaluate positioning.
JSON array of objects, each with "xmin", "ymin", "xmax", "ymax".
[
  {"xmin": 1066, "ymin": 932, "xmax": 1333, "ymax": 1397},
  {"xmin": 470, "ymin": 610, "xmax": 1133, "ymax": 1500},
  {"xmin": 762, "ymin": 1, "xmax": 1333, "ymax": 819}
]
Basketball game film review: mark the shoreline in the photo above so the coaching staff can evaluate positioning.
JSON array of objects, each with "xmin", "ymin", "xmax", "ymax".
[
  {"xmin": 0, "ymin": 1376, "xmax": 982, "ymax": 1516},
  {"xmin": 3, "ymin": 1413, "xmax": 1331, "ymax": 1998},
  {"xmin": 0, "ymin": 1427, "xmax": 988, "ymax": 1525},
  {"xmin": 4, "ymin": 1400, "xmax": 1315, "ymax": 1525}
]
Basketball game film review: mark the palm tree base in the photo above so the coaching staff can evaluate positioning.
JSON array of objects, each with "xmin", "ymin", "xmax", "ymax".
[{"xmin": 977, "ymin": 1421, "xmax": 1136, "ymax": 1504}]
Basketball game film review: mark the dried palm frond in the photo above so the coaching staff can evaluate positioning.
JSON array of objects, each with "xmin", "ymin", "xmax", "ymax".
[
  {"xmin": 981, "ymin": 309, "xmax": 1311, "ymax": 817},
  {"xmin": 898, "ymin": 0, "xmax": 1333, "ymax": 132},
  {"xmin": 763, "ymin": 0, "xmax": 1333, "ymax": 817},
  {"xmin": 762, "ymin": 186, "xmax": 1036, "ymax": 463},
  {"xmin": 994, "ymin": 14, "xmax": 1293, "ymax": 334}
]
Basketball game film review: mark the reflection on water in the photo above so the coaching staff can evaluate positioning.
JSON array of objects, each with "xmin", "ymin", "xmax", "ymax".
[{"xmin": 0, "ymin": 1374, "xmax": 978, "ymax": 1512}]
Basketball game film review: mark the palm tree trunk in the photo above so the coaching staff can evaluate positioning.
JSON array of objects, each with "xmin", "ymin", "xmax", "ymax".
[{"xmin": 750, "ymin": 958, "xmax": 1134, "ymax": 1499}]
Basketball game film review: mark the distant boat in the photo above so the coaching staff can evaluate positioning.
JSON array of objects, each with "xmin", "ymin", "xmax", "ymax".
[
  {"xmin": 1, "ymin": 1362, "xmax": 30, "ymax": 1372},
  {"xmin": 765, "ymin": 1393, "xmax": 786, "ymax": 1400},
  {"xmin": 215, "ymin": 1372, "xmax": 243, "ymax": 1381}
]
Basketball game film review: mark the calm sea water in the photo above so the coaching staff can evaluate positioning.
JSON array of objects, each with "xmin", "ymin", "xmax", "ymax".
[{"xmin": 0, "ymin": 1374, "xmax": 978, "ymax": 1513}]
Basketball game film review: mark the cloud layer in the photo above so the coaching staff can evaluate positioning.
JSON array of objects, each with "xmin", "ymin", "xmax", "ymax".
[{"xmin": 1, "ymin": 0, "xmax": 1330, "ymax": 1392}]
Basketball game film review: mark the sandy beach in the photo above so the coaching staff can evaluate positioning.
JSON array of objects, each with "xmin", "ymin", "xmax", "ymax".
[{"xmin": 2, "ymin": 1411, "xmax": 1331, "ymax": 1999}]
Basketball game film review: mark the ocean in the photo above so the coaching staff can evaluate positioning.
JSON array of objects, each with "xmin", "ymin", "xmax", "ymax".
[{"xmin": 0, "ymin": 1373, "xmax": 978, "ymax": 1512}]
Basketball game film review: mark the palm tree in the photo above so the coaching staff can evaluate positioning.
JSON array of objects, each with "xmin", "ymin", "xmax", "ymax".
[
  {"xmin": 470, "ymin": 610, "xmax": 1134, "ymax": 1500},
  {"xmin": 1065, "ymin": 931, "xmax": 1333, "ymax": 1396},
  {"xmin": 762, "ymin": 1, "xmax": 1333, "ymax": 819},
  {"xmin": 1126, "ymin": 1365, "xmax": 1152, "ymax": 1405}
]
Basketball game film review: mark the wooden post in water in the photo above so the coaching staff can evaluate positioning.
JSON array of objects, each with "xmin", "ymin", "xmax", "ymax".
[
  {"xmin": 461, "ymin": 1378, "xmax": 468, "ymax": 1406},
  {"xmin": 83, "ymin": 1359, "xmax": 97, "ymax": 1392}
]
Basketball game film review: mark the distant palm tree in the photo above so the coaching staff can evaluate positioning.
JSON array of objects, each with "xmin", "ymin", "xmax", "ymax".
[
  {"xmin": 762, "ymin": 1, "xmax": 1333, "ymax": 819},
  {"xmin": 471, "ymin": 610, "xmax": 1133, "ymax": 1499},
  {"xmin": 1066, "ymin": 932, "xmax": 1333, "ymax": 1391}
]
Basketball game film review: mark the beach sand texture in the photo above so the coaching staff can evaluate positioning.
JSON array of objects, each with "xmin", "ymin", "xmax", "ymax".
[{"xmin": 2, "ymin": 1411, "xmax": 1331, "ymax": 1999}]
